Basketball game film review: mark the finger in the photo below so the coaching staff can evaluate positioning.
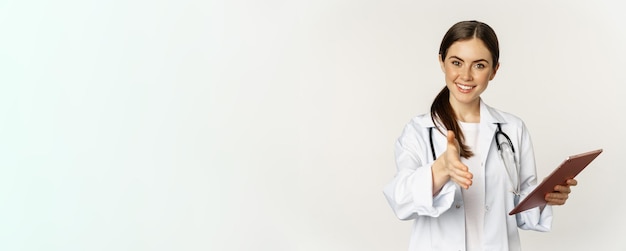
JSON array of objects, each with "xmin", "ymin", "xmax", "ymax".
[
  {"xmin": 546, "ymin": 198, "xmax": 566, "ymax": 205},
  {"xmin": 553, "ymin": 185, "xmax": 571, "ymax": 194},
  {"xmin": 445, "ymin": 159, "xmax": 471, "ymax": 177},
  {"xmin": 449, "ymin": 164, "xmax": 473, "ymax": 188},
  {"xmin": 448, "ymin": 159, "xmax": 469, "ymax": 172},
  {"xmin": 448, "ymin": 168, "xmax": 472, "ymax": 185},
  {"xmin": 545, "ymin": 193, "xmax": 567, "ymax": 205},
  {"xmin": 566, "ymin": 178, "xmax": 578, "ymax": 186},
  {"xmin": 450, "ymin": 176, "xmax": 472, "ymax": 189},
  {"xmin": 549, "ymin": 192, "xmax": 568, "ymax": 202},
  {"xmin": 545, "ymin": 192, "xmax": 568, "ymax": 205},
  {"xmin": 450, "ymin": 171, "xmax": 473, "ymax": 185}
]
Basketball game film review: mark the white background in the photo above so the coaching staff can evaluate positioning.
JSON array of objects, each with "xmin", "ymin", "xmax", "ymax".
[{"xmin": 1, "ymin": 0, "xmax": 624, "ymax": 250}]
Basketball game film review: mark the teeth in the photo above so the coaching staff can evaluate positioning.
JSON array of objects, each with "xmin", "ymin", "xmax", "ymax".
[{"xmin": 457, "ymin": 84, "xmax": 473, "ymax": 90}]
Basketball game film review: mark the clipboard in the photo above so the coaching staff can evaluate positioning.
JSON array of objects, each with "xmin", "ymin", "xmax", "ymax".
[{"xmin": 509, "ymin": 149, "xmax": 603, "ymax": 215}]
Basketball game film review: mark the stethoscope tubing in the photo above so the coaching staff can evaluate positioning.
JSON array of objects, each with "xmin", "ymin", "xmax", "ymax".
[
  {"xmin": 428, "ymin": 123, "xmax": 520, "ymax": 195},
  {"xmin": 428, "ymin": 123, "xmax": 515, "ymax": 160}
]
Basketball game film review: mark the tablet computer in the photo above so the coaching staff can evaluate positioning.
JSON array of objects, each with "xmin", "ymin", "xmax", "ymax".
[{"xmin": 509, "ymin": 149, "xmax": 603, "ymax": 215}]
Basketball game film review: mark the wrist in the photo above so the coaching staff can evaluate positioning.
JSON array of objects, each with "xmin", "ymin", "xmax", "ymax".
[
  {"xmin": 431, "ymin": 159, "xmax": 449, "ymax": 196},
  {"xmin": 432, "ymin": 158, "xmax": 448, "ymax": 180}
]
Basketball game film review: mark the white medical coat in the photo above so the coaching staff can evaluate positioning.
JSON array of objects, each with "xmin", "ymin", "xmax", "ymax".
[{"xmin": 383, "ymin": 100, "xmax": 552, "ymax": 251}]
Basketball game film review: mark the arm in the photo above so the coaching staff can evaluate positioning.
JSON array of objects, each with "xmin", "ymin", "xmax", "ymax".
[
  {"xmin": 383, "ymin": 124, "xmax": 471, "ymax": 220},
  {"xmin": 515, "ymin": 122, "xmax": 553, "ymax": 231},
  {"xmin": 383, "ymin": 140, "xmax": 456, "ymax": 220}
]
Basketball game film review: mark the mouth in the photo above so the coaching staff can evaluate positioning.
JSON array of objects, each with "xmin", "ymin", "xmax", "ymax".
[{"xmin": 456, "ymin": 83, "xmax": 475, "ymax": 92}]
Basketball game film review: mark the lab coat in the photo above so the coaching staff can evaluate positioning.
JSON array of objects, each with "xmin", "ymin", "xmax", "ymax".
[{"xmin": 383, "ymin": 100, "xmax": 552, "ymax": 251}]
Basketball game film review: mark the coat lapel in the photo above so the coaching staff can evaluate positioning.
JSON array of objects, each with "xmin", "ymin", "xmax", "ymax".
[{"xmin": 478, "ymin": 100, "xmax": 506, "ymax": 167}]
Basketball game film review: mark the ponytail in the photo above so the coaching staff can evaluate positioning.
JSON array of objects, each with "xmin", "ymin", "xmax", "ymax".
[{"xmin": 430, "ymin": 87, "xmax": 474, "ymax": 158}]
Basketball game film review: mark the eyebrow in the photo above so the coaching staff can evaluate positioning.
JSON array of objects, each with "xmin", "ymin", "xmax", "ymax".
[{"xmin": 448, "ymin": 56, "xmax": 490, "ymax": 64}]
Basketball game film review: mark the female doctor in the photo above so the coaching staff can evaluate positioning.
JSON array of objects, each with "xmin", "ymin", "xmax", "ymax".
[{"xmin": 383, "ymin": 20, "xmax": 577, "ymax": 251}]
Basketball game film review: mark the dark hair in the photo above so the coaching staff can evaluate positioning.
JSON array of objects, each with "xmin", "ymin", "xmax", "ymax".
[{"xmin": 431, "ymin": 20, "xmax": 500, "ymax": 158}]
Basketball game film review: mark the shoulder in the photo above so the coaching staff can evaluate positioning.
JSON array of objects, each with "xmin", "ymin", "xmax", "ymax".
[
  {"xmin": 409, "ymin": 113, "xmax": 433, "ymax": 127},
  {"xmin": 403, "ymin": 113, "xmax": 435, "ymax": 134},
  {"xmin": 396, "ymin": 113, "xmax": 433, "ymax": 142},
  {"xmin": 395, "ymin": 113, "xmax": 434, "ymax": 156},
  {"xmin": 493, "ymin": 107, "xmax": 524, "ymax": 125}
]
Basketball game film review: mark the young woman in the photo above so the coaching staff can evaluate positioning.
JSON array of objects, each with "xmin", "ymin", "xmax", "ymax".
[{"xmin": 383, "ymin": 20, "xmax": 577, "ymax": 251}]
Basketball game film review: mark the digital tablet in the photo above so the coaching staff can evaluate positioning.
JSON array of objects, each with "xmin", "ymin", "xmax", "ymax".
[{"xmin": 509, "ymin": 149, "xmax": 603, "ymax": 215}]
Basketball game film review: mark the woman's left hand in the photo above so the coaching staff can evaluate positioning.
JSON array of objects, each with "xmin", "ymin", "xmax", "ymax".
[{"xmin": 545, "ymin": 178, "xmax": 578, "ymax": 205}]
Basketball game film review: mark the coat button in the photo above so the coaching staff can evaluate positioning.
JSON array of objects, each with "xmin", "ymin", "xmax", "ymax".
[{"xmin": 455, "ymin": 204, "xmax": 461, "ymax": 209}]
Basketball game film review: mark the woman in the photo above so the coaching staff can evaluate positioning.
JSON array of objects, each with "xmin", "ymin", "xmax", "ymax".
[{"xmin": 383, "ymin": 20, "xmax": 577, "ymax": 251}]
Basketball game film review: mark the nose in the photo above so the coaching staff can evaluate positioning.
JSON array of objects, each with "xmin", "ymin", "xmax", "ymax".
[{"xmin": 460, "ymin": 66, "xmax": 472, "ymax": 81}]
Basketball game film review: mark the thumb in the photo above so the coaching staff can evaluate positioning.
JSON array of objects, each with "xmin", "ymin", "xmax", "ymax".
[
  {"xmin": 446, "ymin": 130, "xmax": 457, "ymax": 146},
  {"xmin": 446, "ymin": 130, "xmax": 460, "ymax": 153}
]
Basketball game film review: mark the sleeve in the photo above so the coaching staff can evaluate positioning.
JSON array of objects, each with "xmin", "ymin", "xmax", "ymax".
[
  {"xmin": 383, "ymin": 122, "xmax": 456, "ymax": 220},
  {"xmin": 515, "ymin": 121, "xmax": 553, "ymax": 231}
]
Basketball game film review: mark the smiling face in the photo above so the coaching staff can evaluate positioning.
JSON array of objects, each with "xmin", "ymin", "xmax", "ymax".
[{"xmin": 439, "ymin": 38, "xmax": 499, "ymax": 110}]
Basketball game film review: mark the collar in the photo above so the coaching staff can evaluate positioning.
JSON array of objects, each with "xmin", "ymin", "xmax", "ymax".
[{"xmin": 420, "ymin": 99, "xmax": 507, "ymax": 128}]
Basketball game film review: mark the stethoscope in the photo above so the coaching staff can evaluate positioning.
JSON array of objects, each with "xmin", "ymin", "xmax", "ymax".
[{"xmin": 428, "ymin": 123, "xmax": 521, "ymax": 196}]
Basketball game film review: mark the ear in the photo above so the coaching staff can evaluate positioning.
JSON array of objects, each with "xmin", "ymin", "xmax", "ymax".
[
  {"xmin": 489, "ymin": 62, "xmax": 500, "ymax": 81},
  {"xmin": 438, "ymin": 54, "xmax": 445, "ymax": 73}
]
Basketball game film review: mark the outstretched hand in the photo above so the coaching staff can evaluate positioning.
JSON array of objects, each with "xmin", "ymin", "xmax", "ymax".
[
  {"xmin": 433, "ymin": 131, "xmax": 473, "ymax": 191},
  {"xmin": 545, "ymin": 178, "xmax": 577, "ymax": 205}
]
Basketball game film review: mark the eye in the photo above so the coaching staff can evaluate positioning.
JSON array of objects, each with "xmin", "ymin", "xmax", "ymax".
[
  {"xmin": 474, "ymin": 63, "xmax": 486, "ymax": 69},
  {"xmin": 451, "ymin": 61, "xmax": 461, "ymax": 66}
]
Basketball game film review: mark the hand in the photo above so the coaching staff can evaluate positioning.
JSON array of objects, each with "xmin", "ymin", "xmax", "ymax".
[
  {"xmin": 545, "ymin": 178, "xmax": 578, "ymax": 205},
  {"xmin": 433, "ymin": 131, "xmax": 473, "ymax": 190}
]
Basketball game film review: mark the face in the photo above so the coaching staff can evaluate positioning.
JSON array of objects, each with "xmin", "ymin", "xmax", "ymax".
[{"xmin": 439, "ymin": 38, "xmax": 499, "ymax": 108}]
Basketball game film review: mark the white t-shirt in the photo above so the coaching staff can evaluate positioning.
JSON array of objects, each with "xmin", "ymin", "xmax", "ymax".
[{"xmin": 459, "ymin": 121, "xmax": 484, "ymax": 251}]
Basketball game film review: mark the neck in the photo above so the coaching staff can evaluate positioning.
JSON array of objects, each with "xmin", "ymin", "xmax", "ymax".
[{"xmin": 450, "ymin": 99, "xmax": 480, "ymax": 123}]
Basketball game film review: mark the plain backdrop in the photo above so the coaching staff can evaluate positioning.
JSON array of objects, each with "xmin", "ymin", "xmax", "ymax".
[{"xmin": 1, "ymin": 0, "xmax": 624, "ymax": 250}]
